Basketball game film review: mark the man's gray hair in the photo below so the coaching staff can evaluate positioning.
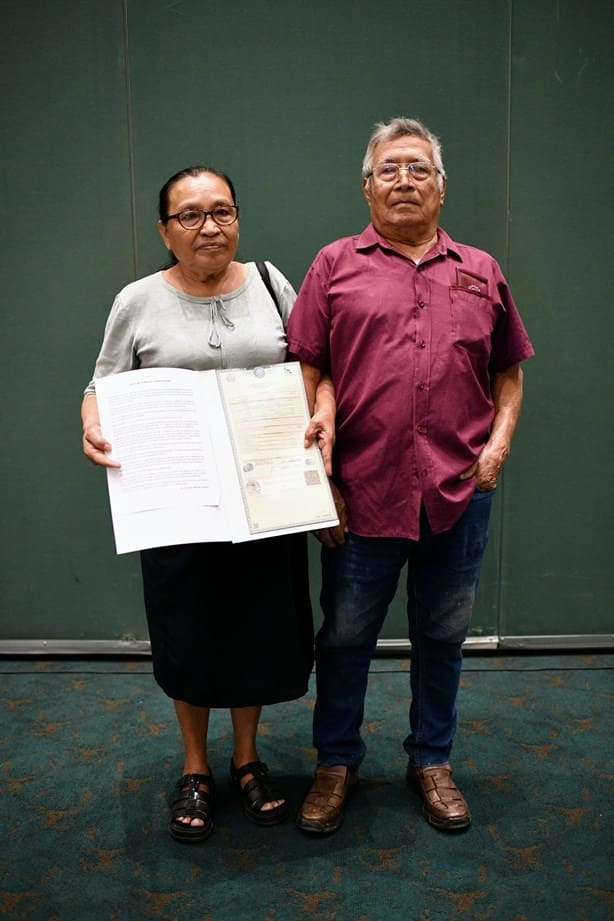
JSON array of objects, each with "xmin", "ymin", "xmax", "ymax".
[{"xmin": 362, "ymin": 117, "xmax": 446, "ymax": 189}]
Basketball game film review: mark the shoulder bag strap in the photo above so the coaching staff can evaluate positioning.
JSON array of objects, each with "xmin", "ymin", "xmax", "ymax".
[{"xmin": 255, "ymin": 261, "xmax": 282, "ymax": 318}]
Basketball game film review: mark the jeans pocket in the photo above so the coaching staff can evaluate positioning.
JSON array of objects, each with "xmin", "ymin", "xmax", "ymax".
[{"xmin": 471, "ymin": 485, "xmax": 496, "ymax": 499}]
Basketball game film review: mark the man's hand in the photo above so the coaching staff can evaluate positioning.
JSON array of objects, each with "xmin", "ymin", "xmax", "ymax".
[
  {"xmin": 460, "ymin": 363, "xmax": 523, "ymax": 491},
  {"xmin": 460, "ymin": 446, "xmax": 506, "ymax": 492},
  {"xmin": 301, "ymin": 367, "xmax": 336, "ymax": 475},
  {"xmin": 304, "ymin": 408, "xmax": 335, "ymax": 476},
  {"xmin": 311, "ymin": 480, "xmax": 347, "ymax": 547}
]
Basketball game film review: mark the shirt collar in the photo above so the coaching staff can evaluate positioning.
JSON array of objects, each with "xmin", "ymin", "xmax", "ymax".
[{"xmin": 356, "ymin": 223, "xmax": 463, "ymax": 262}]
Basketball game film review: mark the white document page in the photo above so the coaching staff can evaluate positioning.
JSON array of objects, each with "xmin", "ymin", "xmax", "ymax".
[
  {"xmin": 96, "ymin": 368, "xmax": 237, "ymax": 552},
  {"xmin": 94, "ymin": 364, "xmax": 338, "ymax": 553},
  {"xmin": 217, "ymin": 363, "xmax": 338, "ymax": 537},
  {"xmin": 97, "ymin": 367, "xmax": 220, "ymax": 514}
]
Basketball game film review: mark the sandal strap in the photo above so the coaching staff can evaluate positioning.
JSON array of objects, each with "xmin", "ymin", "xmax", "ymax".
[
  {"xmin": 171, "ymin": 773, "xmax": 214, "ymax": 822},
  {"xmin": 230, "ymin": 760, "xmax": 267, "ymax": 783},
  {"xmin": 175, "ymin": 772, "xmax": 213, "ymax": 791},
  {"xmin": 230, "ymin": 760, "xmax": 283, "ymax": 812}
]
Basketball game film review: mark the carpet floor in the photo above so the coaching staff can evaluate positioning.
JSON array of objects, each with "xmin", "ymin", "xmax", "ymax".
[{"xmin": 0, "ymin": 653, "xmax": 612, "ymax": 920}]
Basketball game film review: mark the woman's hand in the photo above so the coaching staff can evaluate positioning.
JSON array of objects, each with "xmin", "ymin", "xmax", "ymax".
[
  {"xmin": 81, "ymin": 393, "xmax": 121, "ymax": 468},
  {"xmin": 82, "ymin": 424, "xmax": 121, "ymax": 468}
]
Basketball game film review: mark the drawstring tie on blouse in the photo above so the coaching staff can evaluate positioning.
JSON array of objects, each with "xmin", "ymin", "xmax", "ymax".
[{"xmin": 207, "ymin": 298, "xmax": 235, "ymax": 348}]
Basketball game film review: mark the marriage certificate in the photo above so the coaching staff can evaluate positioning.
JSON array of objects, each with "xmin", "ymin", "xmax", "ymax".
[{"xmin": 95, "ymin": 363, "xmax": 338, "ymax": 553}]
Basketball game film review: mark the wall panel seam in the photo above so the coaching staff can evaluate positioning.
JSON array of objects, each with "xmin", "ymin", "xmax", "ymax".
[{"xmin": 123, "ymin": 0, "xmax": 138, "ymax": 279}]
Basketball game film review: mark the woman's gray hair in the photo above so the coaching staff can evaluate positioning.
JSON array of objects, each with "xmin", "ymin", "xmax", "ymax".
[{"xmin": 362, "ymin": 117, "xmax": 446, "ymax": 189}]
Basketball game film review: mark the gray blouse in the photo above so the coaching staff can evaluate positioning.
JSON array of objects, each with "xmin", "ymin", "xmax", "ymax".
[{"xmin": 85, "ymin": 261, "xmax": 296, "ymax": 394}]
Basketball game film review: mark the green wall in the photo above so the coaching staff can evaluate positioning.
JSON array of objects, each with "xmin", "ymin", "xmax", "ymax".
[{"xmin": 2, "ymin": 0, "xmax": 612, "ymax": 649}]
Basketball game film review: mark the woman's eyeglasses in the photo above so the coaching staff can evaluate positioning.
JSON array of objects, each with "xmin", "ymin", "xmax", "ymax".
[{"xmin": 166, "ymin": 206, "xmax": 239, "ymax": 229}]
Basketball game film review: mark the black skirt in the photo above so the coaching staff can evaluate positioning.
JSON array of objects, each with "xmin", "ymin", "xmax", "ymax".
[{"xmin": 140, "ymin": 534, "xmax": 314, "ymax": 708}]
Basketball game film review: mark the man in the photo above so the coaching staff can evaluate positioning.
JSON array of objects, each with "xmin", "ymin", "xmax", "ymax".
[{"xmin": 287, "ymin": 117, "xmax": 534, "ymax": 835}]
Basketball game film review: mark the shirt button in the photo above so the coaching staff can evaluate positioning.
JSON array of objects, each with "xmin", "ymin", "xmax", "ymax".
[
  {"xmin": 418, "ymin": 300, "xmax": 426, "ymax": 308},
  {"xmin": 418, "ymin": 341, "xmax": 426, "ymax": 349},
  {"xmin": 417, "ymin": 424, "xmax": 427, "ymax": 434},
  {"xmin": 418, "ymin": 382, "xmax": 426, "ymax": 391}
]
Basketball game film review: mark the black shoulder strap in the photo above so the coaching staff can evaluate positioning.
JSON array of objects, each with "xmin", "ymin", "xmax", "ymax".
[{"xmin": 255, "ymin": 261, "xmax": 282, "ymax": 318}]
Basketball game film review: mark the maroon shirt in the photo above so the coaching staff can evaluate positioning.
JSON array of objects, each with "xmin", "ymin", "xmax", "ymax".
[{"xmin": 287, "ymin": 224, "xmax": 535, "ymax": 539}]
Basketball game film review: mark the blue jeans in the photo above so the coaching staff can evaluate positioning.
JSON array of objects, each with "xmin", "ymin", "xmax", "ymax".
[{"xmin": 313, "ymin": 490, "xmax": 495, "ymax": 769}]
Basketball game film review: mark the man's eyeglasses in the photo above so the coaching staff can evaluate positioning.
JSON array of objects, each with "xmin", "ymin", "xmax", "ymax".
[
  {"xmin": 368, "ymin": 161, "xmax": 440, "ymax": 183},
  {"xmin": 166, "ymin": 206, "xmax": 239, "ymax": 229}
]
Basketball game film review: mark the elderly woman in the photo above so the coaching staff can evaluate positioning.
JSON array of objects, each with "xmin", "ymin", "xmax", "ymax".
[{"xmin": 81, "ymin": 165, "xmax": 336, "ymax": 843}]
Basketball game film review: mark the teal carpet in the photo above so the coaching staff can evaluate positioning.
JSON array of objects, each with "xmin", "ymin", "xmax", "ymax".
[{"xmin": 0, "ymin": 654, "xmax": 612, "ymax": 920}]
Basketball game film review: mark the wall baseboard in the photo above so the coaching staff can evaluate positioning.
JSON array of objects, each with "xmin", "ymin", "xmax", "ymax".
[{"xmin": 0, "ymin": 634, "xmax": 611, "ymax": 657}]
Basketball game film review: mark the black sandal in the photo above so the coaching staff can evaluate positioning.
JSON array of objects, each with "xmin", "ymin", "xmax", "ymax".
[
  {"xmin": 169, "ymin": 772, "xmax": 214, "ymax": 843},
  {"xmin": 230, "ymin": 760, "xmax": 288, "ymax": 826}
]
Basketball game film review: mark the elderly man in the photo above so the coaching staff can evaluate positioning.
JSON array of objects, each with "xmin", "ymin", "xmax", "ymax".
[{"xmin": 288, "ymin": 116, "xmax": 534, "ymax": 835}]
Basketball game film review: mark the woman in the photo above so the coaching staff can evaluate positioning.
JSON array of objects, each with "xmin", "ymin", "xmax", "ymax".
[{"xmin": 81, "ymin": 165, "xmax": 335, "ymax": 843}]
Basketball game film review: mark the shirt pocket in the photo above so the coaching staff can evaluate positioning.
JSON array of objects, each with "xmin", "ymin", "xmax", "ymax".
[{"xmin": 449, "ymin": 286, "xmax": 495, "ymax": 357}]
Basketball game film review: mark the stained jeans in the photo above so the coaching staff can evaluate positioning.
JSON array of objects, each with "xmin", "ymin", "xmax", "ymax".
[{"xmin": 313, "ymin": 490, "xmax": 495, "ymax": 769}]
